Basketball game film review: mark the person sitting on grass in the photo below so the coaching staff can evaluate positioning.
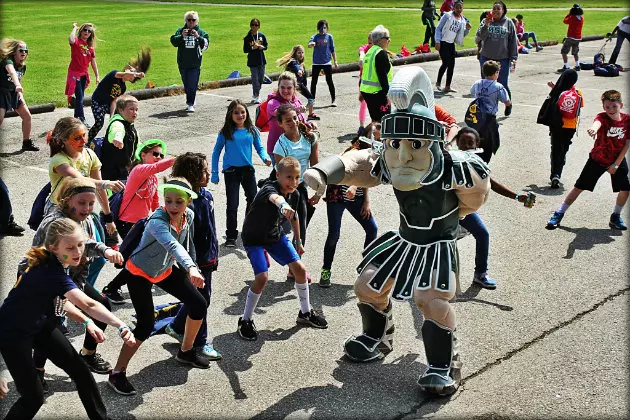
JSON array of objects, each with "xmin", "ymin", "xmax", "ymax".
[
  {"xmin": 237, "ymin": 156, "xmax": 328, "ymax": 341},
  {"xmin": 546, "ymin": 90, "xmax": 629, "ymax": 231},
  {"xmin": 514, "ymin": 14, "xmax": 543, "ymax": 51}
]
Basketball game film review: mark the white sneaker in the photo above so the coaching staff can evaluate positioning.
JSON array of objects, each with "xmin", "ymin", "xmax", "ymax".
[
  {"xmin": 331, "ymin": 100, "xmax": 338, "ymax": 107},
  {"xmin": 252, "ymin": 97, "xmax": 261, "ymax": 104},
  {"xmin": 186, "ymin": 105, "xmax": 195, "ymax": 112}
]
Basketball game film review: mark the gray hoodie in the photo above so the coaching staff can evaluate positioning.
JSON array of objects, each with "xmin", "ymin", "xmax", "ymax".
[{"xmin": 475, "ymin": 15, "xmax": 518, "ymax": 62}]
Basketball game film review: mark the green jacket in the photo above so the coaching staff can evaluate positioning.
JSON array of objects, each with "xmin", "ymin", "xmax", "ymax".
[{"xmin": 170, "ymin": 25, "xmax": 210, "ymax": 69}]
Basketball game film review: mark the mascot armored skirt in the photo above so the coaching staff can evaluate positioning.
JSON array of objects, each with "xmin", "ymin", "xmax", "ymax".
[{"xmin": 304, "ymin": 67, "xmax": 491, "ymax": 396}]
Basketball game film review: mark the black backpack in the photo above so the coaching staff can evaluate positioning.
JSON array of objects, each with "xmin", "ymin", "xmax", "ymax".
[
  {"xmin": 464, "ymin": 98, "xmax": 488, "ymax": 132},
  {"xmin": 115, "ymin": 214, "xmax": 157, "ymax": 269}
]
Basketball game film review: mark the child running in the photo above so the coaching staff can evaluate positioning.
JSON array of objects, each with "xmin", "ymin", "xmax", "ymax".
[
  {"xmin": 238, "ymin": 156, "xmax": 328, "ymax": 340},
  {"xmin": 108, "ymin": 177, "xmax": 209, "ymax": 396},
  {"xmin": 469, "ymin": 60, "xmax": 511, "ymax": 163},
  {"xmin": 277, "ymin": 45, "xmax": 317, "ymax": 120},
  {"xmin": 164, "ymin": 152, "xmax": 221, "ymax": 360},
  {"xmin": 212, "ymin": 99, "xmax": 272, "ymax": 247},
  {"xmin": 547, "ymin": 90, "xmax": 629, "ymax": 231},
  {"xmin": 66, "ymin": 22, "xmax": 100, "ymax": 127},
  {"xmin": 243, "ymin": 18, "xmax": 268, "ymax": 104},
  {"xmin": 102, "ymin": 139, "xmax": 174, "ymax": 304},
  {"xmin": 319, "ymin": 123, "xmax": 378, "ymax": 288},
  {"xmin": 0, "ymin": 38, "xmax": 37, "ymax": 151},
  {"xmin": 0, "ymin": 218, "xmax": 135, "ymax": 419},
  {"xmin": 308, "ymin": 19, "xmax": 338, "ymax": 107}
]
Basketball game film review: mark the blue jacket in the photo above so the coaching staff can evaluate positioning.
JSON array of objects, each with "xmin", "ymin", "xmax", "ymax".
[{"xmin": 192, "ymin": 187, "xmax": 219, "ymax": 271}]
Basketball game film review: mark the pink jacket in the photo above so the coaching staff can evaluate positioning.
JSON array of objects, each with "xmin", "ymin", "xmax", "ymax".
[
  {"xmin": 266, "ymin": 93, "xmax": 307, "ymax": 156},
  {"xmin": 119, "ymin": 157, "xmax": 175, "ymax": 223}
]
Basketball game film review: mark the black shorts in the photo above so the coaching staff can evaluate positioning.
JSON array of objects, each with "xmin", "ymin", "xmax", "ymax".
[
  {"xmin": 0, "ymin": 90, "xmax": 21, "ymax": 112},
  {"xmin": 574, "ymin": 157, "xmax": 630, "ymax": 192}
]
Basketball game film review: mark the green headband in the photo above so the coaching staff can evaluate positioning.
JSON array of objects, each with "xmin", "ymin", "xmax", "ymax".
[
  {"xmin": 158, "ymin": 180, "xmax": 198, "ymax": 199},
  {"xmin": 135, "ymin": 139, "xmax": 167, "ymax": 161}
]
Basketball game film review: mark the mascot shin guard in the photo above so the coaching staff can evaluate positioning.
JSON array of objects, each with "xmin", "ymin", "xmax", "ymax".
[
  {"xmin": 417, "ymin": 319, "xmax": 462, "ymax": 396},
  {"xmin": 344, "ymin": 301, "xmax": 394, "ymax": 362}
]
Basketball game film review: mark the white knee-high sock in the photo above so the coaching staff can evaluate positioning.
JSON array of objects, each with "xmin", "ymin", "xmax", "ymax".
[
  {"xmin": 243, "ymin": 289, "xmax": 261, "ymax": 321},
  {"xmin": 295, "ymin": 282, "xmax": 311, "ymax": 314},
  {"xmin": 614, "ymin": 204, "xmax": 623, "ymax": 215}
]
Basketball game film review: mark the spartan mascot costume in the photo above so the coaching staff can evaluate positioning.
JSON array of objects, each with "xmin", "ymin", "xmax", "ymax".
[{"xmin": 304, "ymin": 67, "xmax": 491, "ymax": 396}]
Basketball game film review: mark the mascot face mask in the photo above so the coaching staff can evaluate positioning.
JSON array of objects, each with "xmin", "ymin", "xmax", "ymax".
[{"xmin": 384, "ymin": 138, "xmax": 433, "ymax": 191}]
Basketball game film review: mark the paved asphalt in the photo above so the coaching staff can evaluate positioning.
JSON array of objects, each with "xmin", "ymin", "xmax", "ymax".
[{"xmin": 0, "ymin": 40, "xmax": 628, "ymax": 419}]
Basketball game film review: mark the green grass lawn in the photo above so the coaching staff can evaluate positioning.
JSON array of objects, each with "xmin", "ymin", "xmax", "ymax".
[{"xmin": 1, "ymin": 0, "xmax": 626, "ymax": 106}]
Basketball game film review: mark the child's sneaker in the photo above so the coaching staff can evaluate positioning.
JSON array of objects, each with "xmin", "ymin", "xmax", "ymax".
[
  {"xmin": 331, "ymin": 100, "xmax": 338, "ymax": 107},
  {"xmin": 472, "ymin": 272, "xmax": 497, "ymax": 290},
  {"xmin": 80, "ymin": 351, "xmax": 112, "ymax": 374},
  {"xmin": 573, "ymin": 65, "xmax": 581, "ymax": 71},
  {"xmin": 609, "ymin": 213, "xmax": 628, "ymax": 230},
  {"xmin": 536, "ymin": 45, "xmax": 544, "ymax": 51},
  {"xmin": 525, "ymin": 43, "xmax": 534, "ymax": 49},
  {"xmin": 546, "ymin": 211, "xmax": 565, "ymax": 230},
  {"xmin": 225, "ymin": 238, "xmax": 237, "ymax": 247},
  {"xmin": 550, "ymin": 175, "xmax": 560, "ymax": 189},
  {"xmin": 296, "ymin": 309, "xmax": 328, "ymax": 329},
  {"xmin": 197, "ymin": 343, "xmax": 222, "ymax": 360},
  {"xmin": 435, "ymin": 84, "xmax": 442, "ymax": 92},
  {"xmin": 21, "ymin": 139, "xmax": 40, "ymax": 152},
  {"xmin": 319, "ymin": 269, "xmax": 332, "ymax": 288},
  {"xmin": 237, "ymin": 317, "xmax": 258, "ymax": 340},
  {"xmin": 165, "ymin": 323, "xmax": 183, "ymax": 343},
  {"xmin": 108, "ymin": 371, "xmax": 136, "ymax": 396},
  {"xmin": 103, "ymin": 286, "xmax": 125, "ymax": 304},
  {"xmin": 308, "ymin": 113, "xmax": 321, "ymax": 121},
  {"xmin": 176, "ymin": 348, "xmax": 210, "ymax": 369}
]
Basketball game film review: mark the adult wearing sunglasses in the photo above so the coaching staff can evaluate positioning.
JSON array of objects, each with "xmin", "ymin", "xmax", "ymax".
[
  {"xmin": 359, "ymin": 25, "xmax": 393, "ymax": 123},
  {"xmin": 170, "ymin": 11, "xmax": 209, "ymax": 113},
  {"xmin": 66, "ymin": 23, "xmax": 100, "ymax": 128},
  {"xmin": 102, "ymin": 139, "xmax": 175, "ymax": 304}
]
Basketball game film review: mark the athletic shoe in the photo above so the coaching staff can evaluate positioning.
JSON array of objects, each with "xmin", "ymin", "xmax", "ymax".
[
  {"xmin": 36, "ymin": 369, "xmax": 48, "ymax": 394},
  {"xmin": 108, "ymin": 371, "xmax": 137, "ymax": 396},
  {"xmin": 21, "ymin": 139, "xmax": 40, "ymax": 152},
  {"xmin": 609, "ymin": 213, "xmax": 628, "ymax": 230},
  {"xmin": 504, "ymin": 104, "xmax": 512, "ymax": 117},
  {"xmin": 165, "ymin": 324, "xmax": 183, "ymax": 343},
  {"xmin": 473, "ymin": 272, "xmax": 497, "ymax": 290},
  {"xmin": 319, "ymin": 269, "xmax": 332, "ymax": 288},
  {"xmin": 252, "ymin": 97, "xmax": 261, "ymax": 104},
  {"xmin": 443, "ymin": 87, "xmax": 457, "ymax": 93},
  {"xmin": 0, "ymin": 219, "xmax": 25, "ymax": 236},
  {"xmin": 186, "ymin": 105, "xmax": 195, "ymax": 112},
  {"xmin": 197, "ymin": 343, "xmax": 222, "ymax": 361},
  {"xmin": 237, "ymin": 317, "xmax": 258, "ymax": 341},
  {"xmin": 176, "ymin": 348, "xmax": 210, "ymax": 369},
  {"xmin": 546, "ymin": 211, "xmax": 565, "ymax": 230},
  {"xmin": 307, "ymin": 113, "xmax": 321, "ymax": 121},
  {"xmin": 435, "ymin": 84, "xmax": 442, "ymax": 92},
  {"xmin": 81, "ymin": 352, "xmax": 112, "ymax": 374},
  {"xmin": 78, "ymin": 118, "xmax": 91, "ymax": 129},
  {"xmin": 525, "ymin": 43, "xmax": 534, "ymax": 49},
  {"xmin": 536, "ymin": 45, "xmax": 544, "ymax": 51},
  {"xmin": 225, "ymin": 238, "xmax": 237, "ymax": 247},
  {"xmin": 58, "ymin": 322, "xmax": 69, "ymax": 336},
  {"xmin": 550, "ymin": 175, "xmax": 560, "ymax": 189},
  {"xmin": 331, "ymin": 100, "xmax": 338, "ymax": 107},
  {"xmin": 557, "ymin": 67, "xmax": 568, "ymax": 73},
  {"xmin": 103, "ymin": 286, "xmax": 125, "ymax": 304},
  {"xmin": 573, "ymin": 65, "xmax": 581, "ymax": 71},
  {"xmin": 297, "ymin": 309, "xmax": 328, "ymax": 329}
]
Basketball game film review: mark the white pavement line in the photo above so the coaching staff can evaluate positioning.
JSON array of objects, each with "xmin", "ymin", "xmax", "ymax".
[{"xmin": 0, "ymin": 157, "xmax": 48, "ymax": 173}]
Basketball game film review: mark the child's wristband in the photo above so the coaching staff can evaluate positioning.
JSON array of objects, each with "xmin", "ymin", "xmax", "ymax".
[
  {"xmin": 118, "ymin": 325, "xmax": 130, "ymax": 337},
  {"xmin": 295, "ymin": 240, "xmax": 303, "ymax": 246},
  {"xmin": 514, "ymin": 193, "xmax": 520, "ymax": 201},
  {"xmin": 83, "ymin": 319, "xmax": 92, "ymax": 328},
  {"xmin": 101, "ymin": 181, "xmax": 107, "ymax": 190}
]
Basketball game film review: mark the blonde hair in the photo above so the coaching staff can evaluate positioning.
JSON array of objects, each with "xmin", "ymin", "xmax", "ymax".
[
  {"xmin": 276, "ymin": 71, "xmax": 298, "ymax": 90},
  {"xmin": 276, "ymin": 45, "xmax": 305, "ymax": 68},
  {"xmin": 184, "ymin": 11, "xmax": 199, "ymax": 23},
  {"xmin": 47, "ymin": 116, "xmax": 86, "ymax": 157},
  {"xmin": 25, "ymin": 218, "xmax": 84, "ymax": 268},
  {"xmin": 0, "ymin": 38, "xmax": 26, "ymax": 61},
  {"xmin": 277, "ymin": 156, "xmax": 301, "ymax": 174},
  {"xmin": 77, "ymin": 23, "xmax": 96, "ymax": 48},
  {"xmin": 115, "ymin": 94, "xmax": 139, "ymax": 113},
  {"xmin": 58, "ymin": 178, "xmax": 97, "ymax": 215}
]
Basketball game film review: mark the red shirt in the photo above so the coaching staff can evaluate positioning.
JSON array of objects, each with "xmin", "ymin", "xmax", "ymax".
[
  {"xmin": 68, "ymin": 38, "xmax": 95, "ymax": 74},
  {"xmin": 590, "ymin": 112, "xmax": 630, "ymax": 166},
  {"xmin": 563, "ymin": 15, "xmax": 584, "ymax": 40}
]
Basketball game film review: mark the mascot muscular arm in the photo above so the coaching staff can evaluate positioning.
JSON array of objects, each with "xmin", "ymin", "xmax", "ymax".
[{"xmin": 304, "ymin": 67, "xmax": 490, "ymax": 397}]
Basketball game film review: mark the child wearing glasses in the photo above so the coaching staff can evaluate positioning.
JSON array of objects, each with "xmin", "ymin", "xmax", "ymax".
[
  {"xmin": 0, "ymin": 38, "xmax": 37, "ymax": 151},
  {"xmin": 243, "ymin": 18, "xmax": 268, "ymax": 104},
  {"xmin": 66, "ymin": 23, "xmax": 100, "ymax": 128}
]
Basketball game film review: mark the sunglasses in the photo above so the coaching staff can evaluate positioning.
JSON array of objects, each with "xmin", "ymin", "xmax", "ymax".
[
  {"xmin": 187, "ymin": 18, "xmax": 197, "ymax": 22},
  {"xmin": 18, "ymin": 48, "xmax": 28, "ymax": 54},
  {"xmin": 152, "ymin": 151, "xmax": 165, "ymax": 159},
  {"xmin": 251, "ymin": 24, "xmax": 260, "ymax": 27},
  {"xmin": 82, "ymin": 28, "xmax": 93, "ymax": 33},
  {"xmin": 383, "ymin": 36, "xmax": 391, "ymax": 40}
]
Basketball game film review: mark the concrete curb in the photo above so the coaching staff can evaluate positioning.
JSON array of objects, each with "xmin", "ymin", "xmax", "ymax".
[{"xmin": 6, "ymin": 36, "xmax": 605, "ymax": 118}]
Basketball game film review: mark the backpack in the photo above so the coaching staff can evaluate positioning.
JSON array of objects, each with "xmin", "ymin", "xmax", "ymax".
[
  {"xmin": 557, "ymin": 87, "xmax": 582, "ymax": 120},
  {"xmin": 115, "ymin": 216, "xmax": 153, "ymax": 269},
  {"xmin": 27, "ymin": 182, "xmax": 52, "ymax": 231},
  {"xmin": 594, "ymin": 63, "xmax": 620, "ymax": 77},
  {"xmin": 86, "ymin": 136, "xmax": 104, "ymax": 159},
  {"xmin": 464, "ymin": 98, "xmax": 488, "ymax": 132},
  {"xmin": 255, "ymin": 95, "xmax": 278, "ymax": 132},
  {"xmin": 102, "ymin": 178, "xmax": 147, "ymax": 228}
]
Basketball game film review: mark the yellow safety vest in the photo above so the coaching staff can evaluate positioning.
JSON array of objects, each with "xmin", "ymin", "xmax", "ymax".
[{"xmin": 360, "ymin": 45, "xmax": 393, "ymax": 94}]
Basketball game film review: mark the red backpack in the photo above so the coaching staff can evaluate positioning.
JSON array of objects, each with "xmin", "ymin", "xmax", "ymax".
[
  {"xmin": 255, "ymin": 95, "xmax": 279, "ymax": 132},
  {"xmin": 557, "ymin": 86, "xmax": 581, "ymax": 120}
]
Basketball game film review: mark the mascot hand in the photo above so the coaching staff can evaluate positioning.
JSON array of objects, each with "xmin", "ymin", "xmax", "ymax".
[{"xmin": 303, "ymin": 169, "xmax": 327, "ymax": 196}]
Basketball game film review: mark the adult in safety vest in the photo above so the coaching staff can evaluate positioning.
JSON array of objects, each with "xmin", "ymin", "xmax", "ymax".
[{"xmin": 360, "ymin": 25, "xmax": 393, "ymax": 123}]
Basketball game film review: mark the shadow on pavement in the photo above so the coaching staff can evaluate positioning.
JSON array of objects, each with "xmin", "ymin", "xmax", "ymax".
[
  {"xmin": 557, "ymin": 226, "xmax": 622, "ymax": 259},
  {"xmin": 251, "ymin": 354, "xmax": 445, "ymax": 420},
  {"xmin": 523, "ymin": 183, "xmax": 565, "ymax": 196},
  {"xmin": 148, "ymin": 110, "xmax": 191, "ymax": 120},
  {"xmin": 0, "ymin": 150, "xmax": 25, "ymax": 157},
  {"xmin": 213, "ymin": 325, "xmax": 301, "ymax": 400},
  {"xmin": 453, "ymin": 283, "xmax": 514, "ymax": 312},
  {"xmin": 222, "ymin": 280, "xmax": 297, "ymax": 316},
  {"xmin": 336, "ymin": 133, "xmax": 356, "ymax": 144}
]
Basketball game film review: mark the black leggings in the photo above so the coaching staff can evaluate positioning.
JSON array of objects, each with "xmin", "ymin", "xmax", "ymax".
[
  {"xmin": 478, "ymin": 116, "xmax": 500, "ymax": 164},
  {"xmin": 123, "ymin": 266, "xmax": 207, "ymax": 341},
  {"xmin": 549, "ymin": 128, "xmax": 576, "ymax": 179},
  {"xmin": 310, "ymin": 65, "xmax": 335, "ymax": 102},
  {"xmin": 296, "ymin": 182, "xmax": 316, "ymax": 246},
  {"xmin": 362, "ymin": 90, "xmax": 391, "ymax": 123},
  {"xmin": 422, "ymin": 15, "xmax": 437, "ymax": 46},
  {"xmin": 32, "ymin": 282, "xmax": 111, "ymax": 369},
  {"xmin": 298, "ymin": 82, "xmax": 314, "ymax": 102},
  {"xmin": 437, "ymin": 41, "xmax": 456, "ymax": 87},
  {"xmin": 0, "ymin": 320, "xmax": 108, "ymax": 419}
]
